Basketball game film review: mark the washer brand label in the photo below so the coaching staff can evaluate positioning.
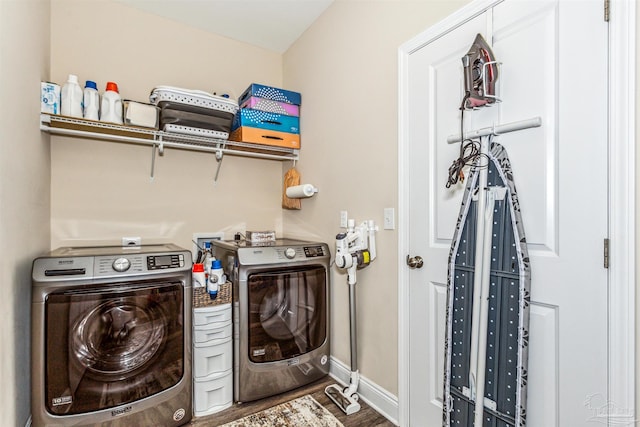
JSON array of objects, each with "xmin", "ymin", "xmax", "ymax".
[
  {"xmin": 57, "ymin": 260, "xmax": 73, "ymax": 265},
  {"xmin": 51, "ymin": 396, "xmax": 72, "ymax": 406},
  {"xmin": 173, "ymin": 408, "xmax": 186, "ymax": 421},
  {"xmin": 111, "ymin": 406, "xmax": 132, "ymax": 417},
  {"xmin": 253, "ymin": 348, "xmax": 266, "ymax": 356},
  {"xmin": 287, "ymin": 358, "xmax": 300, "ymax": 366}
]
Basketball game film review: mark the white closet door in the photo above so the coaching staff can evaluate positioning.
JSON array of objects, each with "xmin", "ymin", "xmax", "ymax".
[{"xmin": 403, "ymin": 0, "xmax": 608, "ymax": 425}]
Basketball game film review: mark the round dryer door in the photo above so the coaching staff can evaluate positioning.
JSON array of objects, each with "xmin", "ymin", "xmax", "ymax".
[{"xmin": 247, "ymin": 266, "xmax": 327, "ymax": 363}]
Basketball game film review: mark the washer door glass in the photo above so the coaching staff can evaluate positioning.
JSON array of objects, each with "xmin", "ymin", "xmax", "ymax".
[
  {"xmin": 45, "ymin": 281, "xmax": 184, "ymax": 415},
  {"xmin": 247, "ymin": 266, "xmax": 327, "ymax": 362}
]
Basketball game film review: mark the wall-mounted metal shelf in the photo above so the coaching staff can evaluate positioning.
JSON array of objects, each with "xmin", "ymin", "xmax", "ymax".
[{"xmin": 40, "ymin": 113, "xmax": 299, "ymax": 180}]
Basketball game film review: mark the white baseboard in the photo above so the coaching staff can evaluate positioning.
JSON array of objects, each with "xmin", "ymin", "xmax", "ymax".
[{"xmin": 328, "ymin": 356, "xmax": 399, "ymax": 425}]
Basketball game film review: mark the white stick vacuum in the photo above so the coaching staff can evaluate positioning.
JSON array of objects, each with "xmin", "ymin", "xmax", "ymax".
[{"xmin": 325, "ymin": 219, "xmax": 377, "ymax": 415}]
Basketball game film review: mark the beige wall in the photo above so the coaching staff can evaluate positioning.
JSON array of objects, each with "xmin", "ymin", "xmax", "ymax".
[
  {"xmin": 50, "ymin": 1, "xmax": 285, "ymax": 250},
  {"xmin": 0, "ymin": 0, "xmax": 51, "ymax": 425},
  {"xmin": 283, "ymin": 0, "xmax": 468, "ymax": 395}
]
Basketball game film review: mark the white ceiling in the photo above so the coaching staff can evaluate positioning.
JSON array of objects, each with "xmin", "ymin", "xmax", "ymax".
[{"xmin": 116, "ymin": 0, "xmax": 334, "ymax": 53}]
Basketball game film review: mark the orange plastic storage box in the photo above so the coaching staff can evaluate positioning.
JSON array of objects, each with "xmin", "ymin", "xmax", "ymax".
[{"xmin": 230, "ymin": 127, "xmax": 300, "ymax": 149}]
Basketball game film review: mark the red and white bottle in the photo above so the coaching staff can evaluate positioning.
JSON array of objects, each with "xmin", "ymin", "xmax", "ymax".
[{"xmin": 100, "ymin": 81, "xmax": 123, "ymax": 124}]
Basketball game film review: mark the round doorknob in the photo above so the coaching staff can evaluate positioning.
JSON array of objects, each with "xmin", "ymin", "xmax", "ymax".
[{"xmin": 406, "ymin": 255, "xmax": 424, "ymax": 269}]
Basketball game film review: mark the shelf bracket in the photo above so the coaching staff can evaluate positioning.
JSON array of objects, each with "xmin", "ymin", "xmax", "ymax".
[
  {"xmin": 150, "ymin": 143, "xmax": 157, "ymax": 181},
  {"xmin": 149, "ymin": 136, "xmax": 166, "ymax": 181},
  {"xmin": 214, "ymin": 150, "xmax": 224, "ymax": 183}
]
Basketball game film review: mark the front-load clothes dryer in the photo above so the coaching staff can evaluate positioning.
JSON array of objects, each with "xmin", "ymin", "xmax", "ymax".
[
  {"xmin": 212, "ymin": 238, "xmax": 330, "ymax": 403},
  {"xmin": 31, "ymin": 244, "xmax": 192, "ymax": 427}
]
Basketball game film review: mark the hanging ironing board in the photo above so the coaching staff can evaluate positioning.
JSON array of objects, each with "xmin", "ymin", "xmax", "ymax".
[{"xmin": 442, "ymin": 137, "xmax": 531, "ymax": 427}]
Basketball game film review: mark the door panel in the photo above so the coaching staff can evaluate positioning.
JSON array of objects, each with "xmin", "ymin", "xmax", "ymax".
[
  {"xmin": 428, "ymin": 281, "xmax": 447, "ymax": 403},
  {"xmin": 404, "ymin": 0, "xmax": 608, "ymax": 425},
  {"xmin": 492, "ymin": 1, "xmax": 559, "ymax": 254},
  {"xmin": 526, "ymin": 302, "xmax": 558, "ymax": 426}
]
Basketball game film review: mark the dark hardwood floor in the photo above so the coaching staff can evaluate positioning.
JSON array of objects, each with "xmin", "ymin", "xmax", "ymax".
[{"xmin": 188, "ymin": 376, "xmax": 395, "ymax": 426}]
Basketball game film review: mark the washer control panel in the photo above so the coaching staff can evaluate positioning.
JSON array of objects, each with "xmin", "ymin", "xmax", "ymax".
[
  {"xmin": 33, "ymin": 244, "xmax": 192, "ymax": 282},
  {"xmin": 147, "ymin": 254, "xmax": 185, "ymax": 270},
  {"xmin": 92, "ymin": 253, "xmax": 185, "ymax": 275}
]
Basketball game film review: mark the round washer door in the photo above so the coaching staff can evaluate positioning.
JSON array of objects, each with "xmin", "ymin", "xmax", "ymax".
[
  {"xmin": 44, "ymin": 281, "xmax": 184, "ymax": 415},
  {"xmin": 71, "ymin": 298, "xmax": 168, "ymax": 379}
]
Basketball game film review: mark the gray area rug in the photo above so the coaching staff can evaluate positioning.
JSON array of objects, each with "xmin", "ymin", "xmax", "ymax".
[{"xmin": 219, "ymin": 395, "xmax": 344, "ymax": 427}]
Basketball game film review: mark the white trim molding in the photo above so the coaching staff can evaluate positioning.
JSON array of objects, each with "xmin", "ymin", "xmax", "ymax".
[
  {"xmin": 607, "ymin": 0, "xmax": 636, "ymax": 422},
  {"xmin": 328, "ymin": 356, "xmax": 399, "ymax": 425}
]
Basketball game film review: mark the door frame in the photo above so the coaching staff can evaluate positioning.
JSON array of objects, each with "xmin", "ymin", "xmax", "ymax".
[{"xmin": 397, "ymin": 0, "xmax": 636, "ymax": 425}]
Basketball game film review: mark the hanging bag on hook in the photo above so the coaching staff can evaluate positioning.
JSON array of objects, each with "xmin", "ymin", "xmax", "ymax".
[{"xmin": 282, "ymin": 167, "xmax": 302, "ymax": 210}]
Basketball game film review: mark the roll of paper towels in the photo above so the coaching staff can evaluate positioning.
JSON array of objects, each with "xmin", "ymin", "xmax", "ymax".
[{"xmin": 286, "ymin": 184, "xmax": 318, "ymax": 199}]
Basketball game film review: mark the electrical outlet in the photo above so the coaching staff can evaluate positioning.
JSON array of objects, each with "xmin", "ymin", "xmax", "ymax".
[
  {"xmin": 384, "ymin": 208, "xmax": 395, "ymax": 230},
  {"xmin": 192, "ymin": 232, "xmax": 225, "ymax": 260},
  {"xmin": 340, "ymin": 210, "xmax": 348, "ymax": 228},
  {"xmin": 122, "ymin": 237, "xmax": 141, "ymax": 246}
]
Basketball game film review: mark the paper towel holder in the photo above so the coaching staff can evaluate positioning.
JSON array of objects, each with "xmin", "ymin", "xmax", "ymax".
[{"xmin": 286, "ymin": 184, "xmax": 319, "ymax": 199}]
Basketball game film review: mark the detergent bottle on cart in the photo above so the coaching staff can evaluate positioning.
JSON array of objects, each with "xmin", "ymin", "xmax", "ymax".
[{"xmin": 208, "ymin": 259, "xmax": 225, "ymax": 300}]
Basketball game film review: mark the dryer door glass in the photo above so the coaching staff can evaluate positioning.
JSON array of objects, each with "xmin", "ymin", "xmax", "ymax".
[
  {"xmin": 247, "ymin": 266, "xmax": 327, "ymax": 363},
  {"xmin": 44, "ymin": 281, "xmax": 184, "ymax": 415}
]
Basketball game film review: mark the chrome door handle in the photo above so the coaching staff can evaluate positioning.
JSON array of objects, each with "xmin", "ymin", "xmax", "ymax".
[{"xmin": 406, "ymin": 255, "xmax": 424, "ymax": 269}]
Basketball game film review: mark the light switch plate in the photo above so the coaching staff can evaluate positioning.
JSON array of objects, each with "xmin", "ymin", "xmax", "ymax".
[
  {"xmin": 383, "ymin": 208, "xmax": 395, "ymax": 230},
  {"xmin": 340, "ymin": 210, "xmax": 348, "ymax": 228}
]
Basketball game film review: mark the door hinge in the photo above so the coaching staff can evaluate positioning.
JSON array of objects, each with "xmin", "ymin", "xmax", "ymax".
[
  {"xmin": 604, "ymin": 0, "xmax": 610, "ymax": 22},
  {"xmin": 604, "ymin": 238, "xmax": 610, "ymax": 268}
]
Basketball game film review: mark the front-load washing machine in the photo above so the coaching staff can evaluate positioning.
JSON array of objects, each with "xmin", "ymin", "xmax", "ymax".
[
  {"xmin": 31, "ymin": 244, "xmax": 192, "ymax": 426},
  {"xmin": 212, "ymin": 238, "xmax": 330, "ymax": 403}
]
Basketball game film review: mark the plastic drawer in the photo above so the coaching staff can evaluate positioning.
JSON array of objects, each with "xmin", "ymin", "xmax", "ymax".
[
  {"xmin": 193, "ymin": 322, "xmax": 232, "ymax": 345},
  {"xmin": 193, "ymin": 304, "xmax": 231, "ymax": 327},
  {"xmin": 193, "ymin": 370, "xmax": 233, "ymax": 416},
  {"xmin": 193, "ymin": 338, "xmax": 233, "ymax": 378}
]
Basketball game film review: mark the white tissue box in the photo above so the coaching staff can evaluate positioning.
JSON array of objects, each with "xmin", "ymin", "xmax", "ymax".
[
  {"xmin": 246, "ymin": 231, "xmax": 276, "ymax": 243},
  {"xmin": 41, "ymin": 82, "xmax": 60, "ymax": 114}
]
